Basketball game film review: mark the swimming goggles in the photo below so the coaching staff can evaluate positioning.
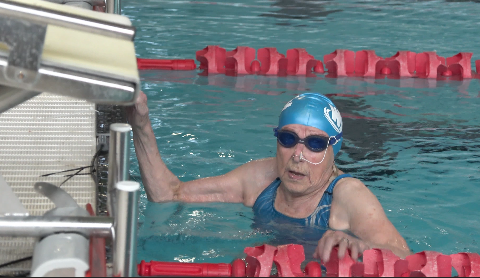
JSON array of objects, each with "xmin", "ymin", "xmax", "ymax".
[{"xmin": 273, "ymin": 128, "xmax": 342, "ymax": 153}]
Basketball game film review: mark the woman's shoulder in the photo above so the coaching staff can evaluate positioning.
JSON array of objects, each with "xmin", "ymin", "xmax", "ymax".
[
  {"xmin": 332, "ymin": 173, "xmax": 367, "ymax": 197},
  {"xmin": 237, "ymin": 157, "xmax": 278, "ymax": 207}
]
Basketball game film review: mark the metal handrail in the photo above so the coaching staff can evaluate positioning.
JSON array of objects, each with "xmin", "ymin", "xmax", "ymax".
[
  {"xmin": 113, "ymin": 181, "xmax": 140, "ymax": 277},
  {"xmin": 0, "ymin": 216, "xmax": 113, "ymax": 238},
  {"xmin": 107, "ymin": 123, "xmax": 132, "ymax": 219},
  {"xmin": 106, "ymin": 0, "xmax": 121, "ymax": 14}
]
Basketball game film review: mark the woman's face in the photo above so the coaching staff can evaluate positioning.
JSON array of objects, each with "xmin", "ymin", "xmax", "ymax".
[{"xmin": 275, "ymin": 124, "xmax": 335, "ymax": 196}]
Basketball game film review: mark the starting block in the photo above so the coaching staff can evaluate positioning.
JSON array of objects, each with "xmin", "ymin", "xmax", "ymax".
[{"xmin": 0, "ymin": 0, "xmax": 140, "ymax": 113}]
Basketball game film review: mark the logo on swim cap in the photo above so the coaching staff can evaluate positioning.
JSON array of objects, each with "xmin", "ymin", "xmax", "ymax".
[{"xmin": 324, "ymin": 104, "xmax": 342, "ymax": 133}]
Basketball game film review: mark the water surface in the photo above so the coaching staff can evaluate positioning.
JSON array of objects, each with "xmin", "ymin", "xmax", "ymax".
[{"xmin": 124, "ymin": 0, "xmax": 480, "ymax": 264}]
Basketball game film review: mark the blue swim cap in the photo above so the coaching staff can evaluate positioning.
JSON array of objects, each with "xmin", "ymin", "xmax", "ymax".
[{"xmin": 277, "ymin": 93, "xmax": 343, "ymax": 156}]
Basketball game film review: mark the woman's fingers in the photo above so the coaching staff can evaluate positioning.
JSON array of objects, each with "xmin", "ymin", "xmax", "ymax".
[
  {"xmin": 126, "ymin": 91, "xmax": 150, "ymax": 129},
  {"xmin": 350, "ymin": 241, "xmax": 360, "ymax": 261},
  {"xmin": 313, "ymin": 229, "xmax": 333, "ymax": 259},
  {"xmin": 316, "ymin": 230, "xmax": 348, "ymax": 263},
  {"xmin": 347, "ymin": 240, "xmax": 369, "ymax": 261},
  {"xmin": 337, "ymin": 237, "xmax": 349, "ymax": 259},
  {"xmin": 320, "ymin": 235, "xmax": 335, "ymax": 262},
  {"xmin": 134, "ymin": 91, "xmax": 149, "ymax": 115},
  {"xmin": 314, "ymin": 230, "xmax": 370, "ymax": 263}
]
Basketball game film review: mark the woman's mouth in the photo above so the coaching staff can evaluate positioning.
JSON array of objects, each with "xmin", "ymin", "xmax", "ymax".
[{"xmin": 288, "ymin": 170, "xmax": 306, "ymax": 180}]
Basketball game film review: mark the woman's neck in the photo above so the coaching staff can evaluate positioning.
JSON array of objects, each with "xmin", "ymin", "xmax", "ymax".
[{"xmin": 274, "ymin": 165, "xmax": 337, "ymax": 218}]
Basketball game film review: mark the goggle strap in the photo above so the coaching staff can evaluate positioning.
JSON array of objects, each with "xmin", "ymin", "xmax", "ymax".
[{"xmin": 329, "ymin": 132, "xmax": 342, "ymax": 146}]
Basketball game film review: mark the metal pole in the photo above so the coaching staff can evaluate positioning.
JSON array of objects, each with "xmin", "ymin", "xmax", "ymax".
[
  {"xmin": 107, "ymin": 123, "xmax": 132, "ymax": 219},
  {"xmin": 106, "ymin": 0, "xmax": 121, "ymax": 14},
  {"xmin": 0, "ymin": 216, "xmax": 113, "ymax": 238},
  {"xmin": 113, "ymin": 181, "xmax": 140, "ymax": 277}
]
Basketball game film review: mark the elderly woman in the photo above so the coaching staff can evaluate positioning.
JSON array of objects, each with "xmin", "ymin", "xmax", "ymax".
[{"xmin": 127, "ymin": 91, "xmax": 411, "ymax": 262}]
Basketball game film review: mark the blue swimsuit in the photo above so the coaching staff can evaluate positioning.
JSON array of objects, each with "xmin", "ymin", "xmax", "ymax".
[{"xmin": 252, "ymin": 174, "xmax": 352, "ymax": 228}]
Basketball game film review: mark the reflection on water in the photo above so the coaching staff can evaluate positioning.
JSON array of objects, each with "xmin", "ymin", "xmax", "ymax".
[
  {"xmin": 141, "ymin": 70, "xmax": 477, "ymax": 97},
  {"xmin": 261, "ymin": 0, "xmax": 342, "ymax": 22},
  {"xmin": 137, "ymin": 202, "xmax": 275, "ymax": 263},
  {"xmin": 137, "ymin": 201, "xmax": 329, "ymax": 263},
  {"xmin": 251, "ymin": 218, "xmax": 328, "ymax": 260},
  {"xmin": 446, "ymin": 0, "xmax": 480, "ymax": 2}
]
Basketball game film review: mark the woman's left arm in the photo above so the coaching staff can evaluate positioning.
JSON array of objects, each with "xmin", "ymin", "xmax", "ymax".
[{"xmin": 314, "ymin": 178, "xmax": 412, "ymax": 262}]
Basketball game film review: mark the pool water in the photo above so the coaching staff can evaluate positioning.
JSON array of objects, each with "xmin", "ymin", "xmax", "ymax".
[{"xmin": 124, "ymin": 0, "xmax": 480, "ymax": 266}]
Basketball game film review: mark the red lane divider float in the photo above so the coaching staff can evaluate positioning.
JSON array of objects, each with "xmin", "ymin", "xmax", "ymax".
[
  {"xmin": 376, "ymin": 51, "xmax": 416, "ymax": 77},
  {"xmin": 138, "ymin": 45, "xmax": 480, "ymax": 81},
  {"xmin": 226, "ymin": 46, "xmax": 256, "ymax": 75},
  {"xmin": 323, "ymin": 49, "xmax": 473, "ymax": 79},
  {"xmin": 198, "ymin": 46, "xmax": 322, "ymax": 77},
  {"xmin": 257, "ymin": 47, "xmax": 284, "ymax": 75},
  {"xmin": 137, "ymin": 259, "xmax": 246, "ymax": 277},
  {"xmin": 324, "ymin": 49, "xmax": 355, "ymax": 77},
  {"xmin": 137, "ymin": 58, "xmax": 196, "ymax": 71},
  {"xmin": 138, "ymin": 243, "xmax": 480, "ymax": 277},
  {"xmin": 196, "ymin": 45, "xmax": 226, "ymax": 74}
]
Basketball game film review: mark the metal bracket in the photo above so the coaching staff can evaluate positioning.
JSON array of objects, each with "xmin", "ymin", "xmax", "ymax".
[{"xmin": 0, "ymin": 17, "xmax": 46, "ymax": 85}]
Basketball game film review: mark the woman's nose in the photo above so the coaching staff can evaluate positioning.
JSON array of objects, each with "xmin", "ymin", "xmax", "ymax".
[{"xmin": 292, "ymin": 143, "xmax": 305, "ymax": 161}]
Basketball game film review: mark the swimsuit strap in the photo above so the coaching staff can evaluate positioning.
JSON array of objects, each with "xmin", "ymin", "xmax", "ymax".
[{"xmin": 325, "ymin": 173, "xmax": 352, "ymax": 195}]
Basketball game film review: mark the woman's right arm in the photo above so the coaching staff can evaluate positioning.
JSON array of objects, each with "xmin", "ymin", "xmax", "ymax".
[
  {"xmin": 126, "ymin": 91, "xmax": 277, "ymax": 205},
  {"xmin": 127, "ymin": 95, "xmax": 179, "ymax": 202}
]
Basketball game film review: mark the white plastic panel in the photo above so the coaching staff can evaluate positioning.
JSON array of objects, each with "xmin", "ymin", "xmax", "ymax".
[{"xmin": 0, "ymin": 93, "xmax": 96, "ymax": 274}]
